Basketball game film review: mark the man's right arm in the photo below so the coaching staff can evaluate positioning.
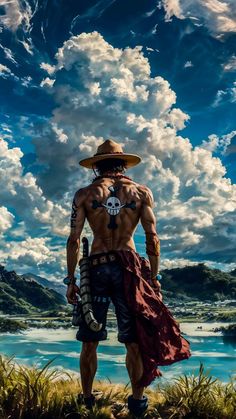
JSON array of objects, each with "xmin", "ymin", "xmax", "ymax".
[
  {"xmin": 66, "ymin": 189, "xmax": 85, "ymax": 304},
  {"xmin": 140, "ymin": 187, "xmax": 161, "ymax": 288}
]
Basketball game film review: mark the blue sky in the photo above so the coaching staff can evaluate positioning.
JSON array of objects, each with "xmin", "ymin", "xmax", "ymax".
[{"xmin": 0, "ymin": 0, "xmax": 236, "ymax": 278}]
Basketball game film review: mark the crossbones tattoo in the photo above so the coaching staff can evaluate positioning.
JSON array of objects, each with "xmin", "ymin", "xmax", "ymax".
[{"xmin": 92, "ymin": 186, "xmax": 136, "ymax": 229}]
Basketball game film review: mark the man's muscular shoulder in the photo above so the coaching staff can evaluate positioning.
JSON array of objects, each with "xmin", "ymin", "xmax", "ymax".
[
  {"xmin": 73, "ymin": 187, "xmax": 88, "ymax": 206},
  {"xmin": 137, "ymin": 183, "xmax": 154, "ymax": 208},
  {"xmin": 82, "ymin": 181, "xmax": 104, "ymax": 196},
  {"xmin": 74, "ymin": 183, "xmax": 104, "ymax": 206}
]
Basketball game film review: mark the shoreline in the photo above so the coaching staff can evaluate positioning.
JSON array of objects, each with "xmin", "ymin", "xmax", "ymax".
[
  {"xmin": 0, "ymin": 319, "xmax": 235, "ymax": 338},
  {"xmin": 1, "ymin": 314, "xmax": 235, "ymax": 334}
]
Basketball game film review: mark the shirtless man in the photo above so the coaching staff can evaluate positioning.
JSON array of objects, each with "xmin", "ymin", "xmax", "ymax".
[{"xmin": 65, "ymin": 139, "xmax": 161, "ymax": 416}]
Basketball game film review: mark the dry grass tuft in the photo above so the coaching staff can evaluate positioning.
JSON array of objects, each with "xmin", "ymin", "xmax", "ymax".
[{"xmin": 0, "ymin": 356, "xmax": 235, "ymax": 418}]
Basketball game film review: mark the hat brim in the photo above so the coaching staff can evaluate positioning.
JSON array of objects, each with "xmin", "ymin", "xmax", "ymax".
[{"xmin": 79, "ymin": 153, "xmax": 141, "ymax": 169}]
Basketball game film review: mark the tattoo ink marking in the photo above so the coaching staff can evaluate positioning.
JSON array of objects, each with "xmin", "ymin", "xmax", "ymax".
[
  {"xmin": 92, "ymin": 186, "xmax": 136, "ymax": 229},
  {"xmin": 70, "ymin": 198, "xmax": 77, "ymax": 229}
]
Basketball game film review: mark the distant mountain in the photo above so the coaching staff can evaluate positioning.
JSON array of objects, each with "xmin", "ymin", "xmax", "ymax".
[
  {"xmin": 1, "ymin": 263, "xmax": 235, "ymax": 316},
  {"xmin": 23, "ymin": 273, "xmax": 66, "ymax": 297},
  {"xmin": 0, "ymin": 266, "xmax": 66, "ymax": 315},
  {"xmin": 23, "ymin": 264, "xmax": 236, "ymax": 302},
  {"xmin": 161, "ymin": 263, "xmax": 236, "ymax": 301}
]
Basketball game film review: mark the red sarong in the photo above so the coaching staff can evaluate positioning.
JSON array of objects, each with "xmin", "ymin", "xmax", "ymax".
[{"xmin": 115, "ymin": 250, "xmax": 191, "ymax": 387}]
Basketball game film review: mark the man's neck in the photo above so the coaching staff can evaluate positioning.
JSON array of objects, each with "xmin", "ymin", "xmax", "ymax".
[
  {"xmin": 102, "ymin": 171, "xmax": 124, "ymax": 177},
  {"xmin": 93, "ymin": 172, "xmax": 132, "ymax": 182}
]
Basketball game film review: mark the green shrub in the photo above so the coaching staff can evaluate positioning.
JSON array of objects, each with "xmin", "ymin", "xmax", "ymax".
[{"xmin": 0, "ymin": 318, "xmax": 28, "ymax": 333}]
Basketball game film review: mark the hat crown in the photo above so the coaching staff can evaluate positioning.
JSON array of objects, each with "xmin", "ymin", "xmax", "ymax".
[
  {"xmin": 95, "ymin": 139, "xmax": 124, "ymax": 156},
  {"xmin": 79, "ymin": 138, "xmax": 141, "ymax": 169}
]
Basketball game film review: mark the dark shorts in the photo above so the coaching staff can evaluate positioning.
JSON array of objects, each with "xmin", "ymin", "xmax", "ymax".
[{"xmin": 76, "ymin": 259, "xmax": 137, "ymax": 343}]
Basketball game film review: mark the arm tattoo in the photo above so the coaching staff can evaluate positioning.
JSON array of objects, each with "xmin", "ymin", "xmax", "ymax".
[{"xmin": 70, "ymin": 198, "xmax": 78, "ymax": 229}]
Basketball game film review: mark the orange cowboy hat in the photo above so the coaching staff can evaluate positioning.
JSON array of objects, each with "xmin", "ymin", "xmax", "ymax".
[{"xmin": 79, "ymin": 139, "xmax": 141, "ymax": 169}]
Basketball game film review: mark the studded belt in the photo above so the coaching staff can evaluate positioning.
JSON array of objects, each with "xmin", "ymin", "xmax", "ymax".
[{"xmin": 89, "ymin": 252, "xmax": 118, "ymax": 267}]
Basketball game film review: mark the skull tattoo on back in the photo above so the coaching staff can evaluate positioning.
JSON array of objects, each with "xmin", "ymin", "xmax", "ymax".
[{"xmin": 92, "ymin": 186, "xmax": 136, "ymax": 229}]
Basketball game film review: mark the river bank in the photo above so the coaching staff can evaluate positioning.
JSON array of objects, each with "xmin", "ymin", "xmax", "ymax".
[{"xmin": 1, "ymin": 297, "xmax": 236, "ymax": 333}]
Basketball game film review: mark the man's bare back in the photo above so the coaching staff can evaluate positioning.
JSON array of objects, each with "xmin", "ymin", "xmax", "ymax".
[
  {"xmin": 73, "ymin": 176, "xmax": 154, "ymax": 255},
  {"xmin": 67, "ymin": 173, "xmax": 160, "ymax": 286}
]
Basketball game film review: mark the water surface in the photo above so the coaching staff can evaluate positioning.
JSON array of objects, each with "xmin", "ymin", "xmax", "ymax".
[{"xmin": 0, "ymin": 322, "xmax": 235, "ymax": 386}]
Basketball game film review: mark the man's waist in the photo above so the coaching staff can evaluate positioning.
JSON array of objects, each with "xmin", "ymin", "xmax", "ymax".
[{"xmin": 89, "ymin": 251, "xmax": 119, "ymax": 267}]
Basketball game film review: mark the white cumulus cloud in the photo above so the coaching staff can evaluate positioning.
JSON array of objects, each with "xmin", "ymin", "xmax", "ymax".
[
  {"xmin": 30, "ymin": 32, "xmax": 236, "ymax": 265},
  {"xmin": 162, "ymin": 0, "xmax": 236, "ymax": 37},
  {"xmin": 40, "ymin": 62, "xmax": 56, "ymax": 75},
  {"xmin": 0, "ymin": 206, "xmax": 14, "ymax": 236},
  {"xmin": 2, "ymin": 236, "xmax": 66, "ymax": 276},
  {"xmin": 40, "ymin": 77, "xmax": 55, "ymax": 88},
  {"xmin": 0, "ymin": 137, "xmax": 69, "ymax": 236},
  {"xmin": 223, "ymin": 55, "xmax": 236, "ymax": 71},
  {"xmin": 184, "ymin": 60, "xmax": 193, "ymax": 68},
  {"xmin": 213, "ymin": 82, "xmax": 236, "ymax": 106},
  {"xmin": 0, "ymin": 0, "xmax": 32, "ymax": 32},
  {"xmin": 0, "ymin": 63, "xmax": 17, "ymax": 80},
  {"xmin": 201, "ymin": 130, "xmax": 236, "ymax": 154},
  {"xmin": 1, "ymin": 31, "xmax": 236, "ymax": 276}
]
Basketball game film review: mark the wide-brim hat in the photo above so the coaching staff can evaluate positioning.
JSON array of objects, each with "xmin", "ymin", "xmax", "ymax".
[{"xmin": 79, "ymin": 139, "xmax": 141, "ymax": 169}]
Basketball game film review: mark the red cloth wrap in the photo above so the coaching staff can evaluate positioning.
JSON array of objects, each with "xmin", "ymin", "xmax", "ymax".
[{"xmin": 115, "ymin": 250, "xmax": 191, "ymax": 387}]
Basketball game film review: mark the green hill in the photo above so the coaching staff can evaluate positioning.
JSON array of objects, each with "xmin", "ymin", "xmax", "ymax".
[
  {"xmin": 161, "ymin": 263, "xmax": 236, "ymax": 301},
  {"xmin": 23, "ymin": 272, "xmax": 66, "ymax": 296},
  {"xmin": 1, "ymin": 263, "xmax": 235, "ymax": 315},
  {"xmin": 0, "ymin": 266, "xmax": 65, "ymax": 315}
]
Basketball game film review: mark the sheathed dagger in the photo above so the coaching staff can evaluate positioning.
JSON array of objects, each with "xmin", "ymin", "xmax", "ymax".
[{"xmin": 78, "ymin": 237, "xmax": 102, "ymax": 332}]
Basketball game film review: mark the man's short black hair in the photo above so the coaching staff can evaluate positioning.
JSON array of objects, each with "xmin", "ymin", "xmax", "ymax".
[{"xmin": 95, "ymin": 158, "xmax": 126, "ymax": 175}]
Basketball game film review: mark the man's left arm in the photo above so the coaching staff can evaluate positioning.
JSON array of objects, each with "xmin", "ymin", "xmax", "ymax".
[
  {"xmin": 66, "ymin": 189, "xmax": 85, "ymax": 303},
  {"xmin": 140, "ymin": 187, "xmax": 161, "ymax": 294}
]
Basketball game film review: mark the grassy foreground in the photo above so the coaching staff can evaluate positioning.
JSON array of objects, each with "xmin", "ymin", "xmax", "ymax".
[{"xmin": 0, "ymin": 356, "xmax": 235, "ymax": 419}]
